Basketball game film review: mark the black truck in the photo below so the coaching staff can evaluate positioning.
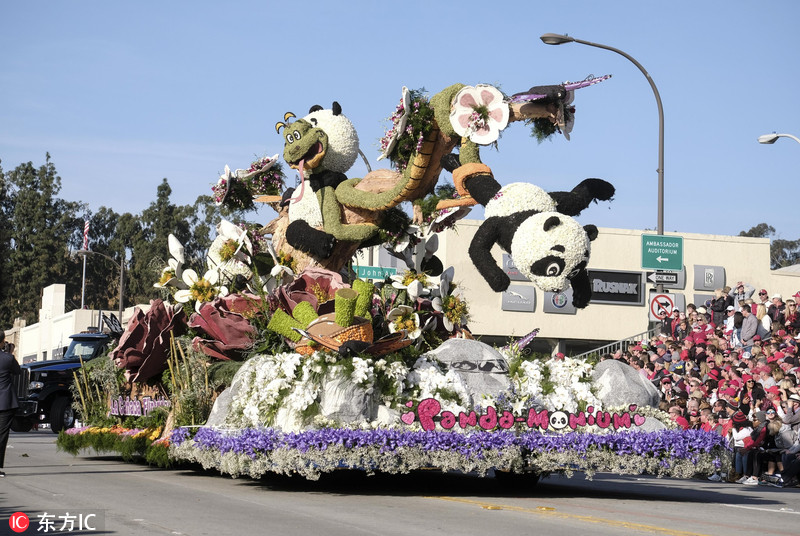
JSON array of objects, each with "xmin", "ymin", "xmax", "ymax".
[{"xmin": 12, "ymin": 331, "xmax": 112, "ymax": 433}]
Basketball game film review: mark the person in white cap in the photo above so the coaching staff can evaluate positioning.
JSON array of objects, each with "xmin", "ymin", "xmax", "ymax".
[
  {"xmin": 725, "ymin": 305, "xmax": 737, "ymax": 333},
  {"xmin": 769, "ymin": 293, "xmax": 786, "ymax": 325}
]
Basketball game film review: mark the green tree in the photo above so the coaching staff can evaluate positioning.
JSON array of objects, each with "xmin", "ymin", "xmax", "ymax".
[
  {"xmin": 122, "ymin": 179, "xmax": 193, "ymax": 304},
  {"xmin": 739, "ymin": 223, "xmax": 800, "ymax": 269},
  {"xmin": 0, "ymin": 161, "xmax": 13, "ymax": 325},
  {"xmin": 1, "ymin": 155, "xmax": 84, "ymax": 325}
]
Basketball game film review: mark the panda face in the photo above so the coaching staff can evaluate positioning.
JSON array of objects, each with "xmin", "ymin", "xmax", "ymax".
[
  {"xmin": 549, "ymin": 411, "xmax": 569, "ymax": 430},
  {"xmin": 510, "ymin": 212, "xmax": 590, "ymax": 292}
]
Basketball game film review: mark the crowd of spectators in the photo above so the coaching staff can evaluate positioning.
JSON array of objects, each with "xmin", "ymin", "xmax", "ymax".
[{"xmin": 603, "ymin": 282, "xmax": 800, "ymax": 489}]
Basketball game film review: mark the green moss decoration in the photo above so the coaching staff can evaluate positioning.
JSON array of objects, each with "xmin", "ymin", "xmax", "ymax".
[
  {"xmin": 430, "ymin": 84, "xmax": 465, "ymax": 139},
  {"xmin": 458, "ymin": 139, "xmax": 482, "ymax": 164},
  {"xmin": 267, "ymin": 309, "xmax": 303, "ymax": 342},
  {"xmin": 352, "ymin": 279, "xmax": 375, "ymax": 318},
  {"xmin": 335, "ymin": 288, "xmax": 359, "ymax": 327},
  {"xmin": 319, "ymin": 186, "xmax": 379, "ymax": 241},
  {"xmin": 292, "ymin": 301, "xmax": 319, "ymax": 328}
]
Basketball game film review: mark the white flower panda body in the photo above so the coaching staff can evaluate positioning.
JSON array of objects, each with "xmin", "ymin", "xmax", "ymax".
[
  {"xmin": 444, "ymin": 157, "xmax": 614, "ymax": 308},
  {"xmin": 484, "ymin": 182, "xmax": 592, "ymax": 294}
]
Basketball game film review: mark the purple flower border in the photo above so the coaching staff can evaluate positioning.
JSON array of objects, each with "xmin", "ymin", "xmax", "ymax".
[{"xmin": 172, "ymin": 427, "xmax": 729, "ymax": 466}]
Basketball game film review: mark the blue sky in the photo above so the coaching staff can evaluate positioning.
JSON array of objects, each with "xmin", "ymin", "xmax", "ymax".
[{"xmin": 1, "ymin": 1, "xmax": 798, "ymax": 240}]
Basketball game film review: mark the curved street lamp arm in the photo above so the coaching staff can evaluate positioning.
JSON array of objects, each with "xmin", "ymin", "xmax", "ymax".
[{"xmin": 569, "ymin": 38, "xmax": 665, "ymax": 237}]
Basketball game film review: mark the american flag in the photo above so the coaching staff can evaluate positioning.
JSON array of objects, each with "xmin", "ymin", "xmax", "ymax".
[{"xmin": 82, "ymin": 220, "xmax": 89, "ymax": 250}]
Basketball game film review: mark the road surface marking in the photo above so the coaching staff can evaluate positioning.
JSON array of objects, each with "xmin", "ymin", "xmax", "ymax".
[
  {"xmin": 720, "ymin": 504, "xmax": 800, "ymax": 515},
  {"xmin": 426, "ymin": 496, "xmax": 711, "ymax": 536}
]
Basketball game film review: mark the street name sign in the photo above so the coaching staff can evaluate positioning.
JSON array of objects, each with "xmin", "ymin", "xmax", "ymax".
[
  {"xmin": 355, "ymin": 265, "xmax": 397, "ymax": 280},
  {"xmin": 641, "ymin": 234, "xmax": 683, "ymax": 272}
]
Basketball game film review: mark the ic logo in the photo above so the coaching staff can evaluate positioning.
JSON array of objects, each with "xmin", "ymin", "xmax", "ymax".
[{"xmin": 10, "ymin": 512, "xmax": 29, "ymax": 533}]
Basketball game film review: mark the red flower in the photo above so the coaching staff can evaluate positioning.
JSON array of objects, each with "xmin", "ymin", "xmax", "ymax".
[
  {"xmin": 110, "ymin": 299, "xmax": 187, "ymax": 382},
  {"xmin": 275, "ymin": 267, "xmax": 349, "ymax": 315},
  {"xmin": 189, "ymin": 293, "xmax": 262, "ymax": 360}
]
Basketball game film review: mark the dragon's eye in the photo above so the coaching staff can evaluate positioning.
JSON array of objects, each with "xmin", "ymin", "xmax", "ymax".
[
  {"xmin": 546, "ymin": 263, "xmax": 562, "ymax": 276},
  {"xmin": 293, "ymin": 130, "xmax": 302, "ymax": 141},
  {"xmin": 286, "ymin": 134, "xmax": 294, "ymax": 144}
]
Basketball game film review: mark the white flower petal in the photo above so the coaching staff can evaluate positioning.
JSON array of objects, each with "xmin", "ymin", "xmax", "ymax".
[
  {"xmin": 181, "ymin": 268, "xmax": 199, "ymax": 287},
  {"xmin": 424, "ymin": 234, "xmax": 439, "ymax": 256},
  {"xmin": 204, "ymin": 269, "xmax": 219, "ymax": 285},
  {"xmin": 174, "ymin": 289, "xmax": 192, "ymax": 303},
  {"xmin": 443, "ymin": 316, "xmax": 454, "ymax": 332},
  {"xmin": 386, "ymin": 305, "xmax": 413, "ymax": 322},
  {"xmin": 407, "ymin": 280, "xmax": 423, "ymax": 301},
  {"xmin": 168, "ymin": 234, "xmax": 185, "ymax": 264}
]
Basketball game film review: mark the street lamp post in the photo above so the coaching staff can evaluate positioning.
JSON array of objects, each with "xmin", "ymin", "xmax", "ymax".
[
  {"xmin": 540, "ymin": 33, "xmax": 665, "ymax": 236},
  {"xmin": 758, "ymin": 133, "xmax": 800, "ymax": 146},
  {"xmin": 540, "ymin": 33, "xmax": 666, "ymax": 292},
  {"xmin": 78, "ymin": 249, "xmax": 125, "ymax": 322}
]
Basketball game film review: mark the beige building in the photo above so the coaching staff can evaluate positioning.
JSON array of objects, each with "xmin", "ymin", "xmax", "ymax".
[
  {"xmin": 361, "ymin": 221, "xmax": 800, "ymax": 355},
  {"xmin": 15, "ymin": 284, "xmax": 131, "ymax": 364}
]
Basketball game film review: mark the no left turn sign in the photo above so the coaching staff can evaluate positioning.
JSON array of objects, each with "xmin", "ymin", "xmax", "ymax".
[{"xmin": 650, "ymin": 294, "xmax": 674, "ymax": 319}]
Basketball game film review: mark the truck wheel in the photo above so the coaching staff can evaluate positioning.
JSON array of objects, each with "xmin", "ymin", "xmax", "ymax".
[
  {"xmin": 50, "ymin": 397, "xmax": 75, "ymax": 433},
  {"xmin": 11, "ymin": 417, "xmax": 35, "ymax": 432}
]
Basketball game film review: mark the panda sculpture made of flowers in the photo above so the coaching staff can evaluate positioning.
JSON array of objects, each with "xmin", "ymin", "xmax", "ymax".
[{"xmin": 441, "ymin": 155, "xmax": 614, "ymax": 309}]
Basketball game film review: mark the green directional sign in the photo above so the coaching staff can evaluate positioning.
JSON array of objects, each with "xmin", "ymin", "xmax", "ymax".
[
  {"xmin": 355, "ymin": 265, "xmax": 397, "ymax": 280},
  {"xmin": 641, "ymin": 234, "xmax": 683, "ymax": 272}
]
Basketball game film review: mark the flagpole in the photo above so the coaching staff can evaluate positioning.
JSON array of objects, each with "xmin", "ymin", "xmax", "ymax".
[
  {"xmin": 80, "ymin": 219, "xmax": 89, "ymax": 309},
  {"xmin": 81, "ymin": 255, "xmax": 87, "ymax": 308}
]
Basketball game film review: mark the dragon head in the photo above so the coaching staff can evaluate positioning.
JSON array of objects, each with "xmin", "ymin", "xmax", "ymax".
[{"xmin": 276, "ymin": 102, "xmax": 359, "ymax": 175}]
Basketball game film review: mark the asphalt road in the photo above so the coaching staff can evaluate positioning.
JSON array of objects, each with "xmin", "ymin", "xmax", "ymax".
[{"xmin": 2, "ymin": 430, "xmax": 798, "ymax": 536}]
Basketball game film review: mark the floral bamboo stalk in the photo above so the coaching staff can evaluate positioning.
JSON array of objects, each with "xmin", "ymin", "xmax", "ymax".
[{"xmin": 335, "ymin": 288, "xmax": 359, "ymax": 327}]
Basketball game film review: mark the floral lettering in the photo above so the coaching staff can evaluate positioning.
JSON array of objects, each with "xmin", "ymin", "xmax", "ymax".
[
  {"xmin": 498, "ymin": 410, "xmax": 514, "ymax": 429},
  {"xmin": 478, "ymin": 406, "xmax": 498, "ymax": 430},
  {"xmin": 417, "ymin": 398, "xmax": 441, "ymax": 431},
  {"xmin": 459, "ymin": 411, "xmax": 478, "ymax": 428},
  {"xmin": 527, "ymin": 408, "xmax": 549, "ymax": 429},
  {"xmin": 568, "ymin": 411, "xmax": 586, "ymax": 430},
  {"xmin": 596, "ymin": 411, "xmax": 611, "ymax": 429},
  {"xmin": 403, "ymin": 400, "xmax": 648, "ymax": 432},
  {"xmin": 440, "ymin": 411, "xmax": 456, "ymax": 429}
]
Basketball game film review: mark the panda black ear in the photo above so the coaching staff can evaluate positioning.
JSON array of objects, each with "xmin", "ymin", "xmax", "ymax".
[
  {"xmin": 309, "ymin": 105, "xmax": 323, "ymax": 113},
  {"xmin": 584, "ymin": 224, "xmax": 599, "ymax": 241},
  {"xmin": 543, "ymin": 216, "xmax": 561, "ymax": 232},
  {"xmin": 332, "ymin": 102, "xmax": 342, "ymax": 116}
]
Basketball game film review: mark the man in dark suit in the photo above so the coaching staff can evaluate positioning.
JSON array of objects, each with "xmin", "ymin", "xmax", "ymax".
[{"xmin": 0, "ymin": 329, "xmax": 21, "ymax": 477}]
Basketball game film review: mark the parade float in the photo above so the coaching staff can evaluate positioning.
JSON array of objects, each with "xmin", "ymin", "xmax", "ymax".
[{"xmin": 58, "ymin": 78, "xmax": 730, "ymax": 481}]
